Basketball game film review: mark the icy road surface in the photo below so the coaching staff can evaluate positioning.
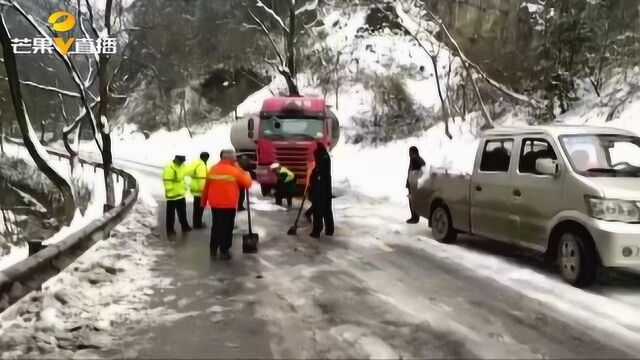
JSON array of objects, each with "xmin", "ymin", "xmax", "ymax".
[
  {"xmin": 120, "ymin": 158, "xmax": 640, "ymax": 359},
  {"xmin": 3, "ymin": 157, "xmax": 640, "ymax": 359}
]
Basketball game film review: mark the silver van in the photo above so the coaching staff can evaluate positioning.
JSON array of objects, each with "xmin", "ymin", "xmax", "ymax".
[{"xmin": 410, "ymin": 126, "xmax": 640, "ymax": 286}]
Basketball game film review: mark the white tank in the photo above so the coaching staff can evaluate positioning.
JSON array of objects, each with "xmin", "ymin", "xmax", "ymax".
[{"xmin": 230, "ymin": 116, "xmax": 259, "ymax": 154}]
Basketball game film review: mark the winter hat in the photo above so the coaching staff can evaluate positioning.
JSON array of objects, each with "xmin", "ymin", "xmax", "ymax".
[{"xmin": 270, "ymin": 163, "xmax": 281, "ymax": 170}]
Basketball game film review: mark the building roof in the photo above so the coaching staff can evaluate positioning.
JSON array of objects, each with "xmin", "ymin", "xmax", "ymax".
[{"xmin": 483, "ymin": 125, "xmax": 635, "ymax": 138}]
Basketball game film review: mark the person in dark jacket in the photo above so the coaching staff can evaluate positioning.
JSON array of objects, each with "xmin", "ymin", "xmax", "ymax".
[
  {"xmin": 236, "ymin": 155, "xmax": 256, "ymax": 211},
  {"xmin": 308, "ymin": 143, "xmax": 334, "ymax": 238},
  {"xmin": 406, "ymin": 146, "xmax": 426, "ymax": 224}
]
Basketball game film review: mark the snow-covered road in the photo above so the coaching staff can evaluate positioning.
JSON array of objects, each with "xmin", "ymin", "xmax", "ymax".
[
  {"xmin": 4, "ymin": 157, "xmax": 640, "ymax": 358},
  {"xmin": 111, "ymin": 159, "xmax": 640, "ymax": 358}
]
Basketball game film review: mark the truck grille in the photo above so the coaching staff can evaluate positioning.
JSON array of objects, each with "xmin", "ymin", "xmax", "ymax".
[{"xmin": 275, "ymin": 145, "xmax": 309, "ymax": 183}]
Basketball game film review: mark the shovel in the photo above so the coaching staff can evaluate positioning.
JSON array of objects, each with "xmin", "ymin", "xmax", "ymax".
[
  {"xmin": 242, "ymin": 189, "xmax": 259, "ymax": 254},
  {"xmin": 287, "ymin": 193, "xmax": 308, "ymax": 236}
]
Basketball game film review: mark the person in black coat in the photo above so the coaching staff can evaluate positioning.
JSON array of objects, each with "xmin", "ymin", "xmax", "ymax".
[
  {"xmin": 236, "ymin": 154, "xmax": 256, "ymax": 211},
  {"xmin": 308, "ymin": 143, "xmax": 334, "ymax": 238},
  {"xmin": 406, "ymin": 146, "xmax": 426, "ymax": 224}
]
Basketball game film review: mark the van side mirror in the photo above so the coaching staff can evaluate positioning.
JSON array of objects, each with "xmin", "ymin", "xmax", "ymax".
[{"xmin": 536, "ymin": 158, "xmax": 559, "ymax": 177}]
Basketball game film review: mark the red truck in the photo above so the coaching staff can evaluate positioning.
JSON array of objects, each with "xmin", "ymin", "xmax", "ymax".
[{"xmin": 231, "ymin": 97, "xmax": 340, "ymax": 196}]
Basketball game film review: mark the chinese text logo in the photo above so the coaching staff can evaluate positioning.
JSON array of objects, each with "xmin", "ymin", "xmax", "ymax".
[{"xmin": 11, "ymin": 11, "xmax": 117, "ymax": 56}]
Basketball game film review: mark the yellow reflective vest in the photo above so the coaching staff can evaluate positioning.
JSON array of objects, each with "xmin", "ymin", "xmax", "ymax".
[
  {"xmin": 277, "ymin": 166, "xmax": 295, "ymax": 183},
  {"xmin": 162, "ymin": 162, "xmax": 187, "ymax": 200},
  {"xmin": 186, "ymin": 159, "xmax": 208, "ymax": 197}
]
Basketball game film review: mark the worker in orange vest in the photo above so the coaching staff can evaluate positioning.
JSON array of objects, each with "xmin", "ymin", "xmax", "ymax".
[{"xmin": 201, "ymin": 149, "xmax": 253, "ymax": 260}]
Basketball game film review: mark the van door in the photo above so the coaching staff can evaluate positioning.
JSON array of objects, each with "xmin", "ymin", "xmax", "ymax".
[
  {"xmin": 510, "ymin": 137, "xmax": 564, "ymax": 251},
  {"xmin": 471, "ymin": 138, "xmax": 515, "ymax": 241}
]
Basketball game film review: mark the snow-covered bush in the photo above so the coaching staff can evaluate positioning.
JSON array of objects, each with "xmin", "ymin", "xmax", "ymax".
[
  {"xmin": 0, "ymin": 155, "xmax": 91, "ymax": 218},
  {"xmin": 349, "ymin": 75, "xmax": 434, "ymax": 144}
]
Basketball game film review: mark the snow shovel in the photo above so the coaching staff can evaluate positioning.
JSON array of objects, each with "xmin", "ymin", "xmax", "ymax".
[
  {"xmin": 242, "ymin": 189, "xmax": 259, "ymax": 254},
  {"xmin": 287, "ymin": 193, "xmax": 308, "ymax": 236}
]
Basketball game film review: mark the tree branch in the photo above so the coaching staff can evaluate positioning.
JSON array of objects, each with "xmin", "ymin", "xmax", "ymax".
[
  {"xmin": 255, "ymin": 0, "xmax": 289, "ymax": 33},
  {"xmin": 0, "ymin": 77, "xmax": 81, "ymax": 98}
]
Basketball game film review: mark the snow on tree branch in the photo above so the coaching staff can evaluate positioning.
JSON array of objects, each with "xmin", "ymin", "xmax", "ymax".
[
  {"xmin": 7, "ymin": 0, "xmax": 104, "ymax": 153},
  {"xmin": 296, "ymin": 0, "xmax": 318, "ymax": 15},
  {"xmin": 0, "ymin": 77, "xmax": 82, "ymax": 98},
  {"xmin": 255, "ymin": 0, "xmax": 289, "ymax": 33}
]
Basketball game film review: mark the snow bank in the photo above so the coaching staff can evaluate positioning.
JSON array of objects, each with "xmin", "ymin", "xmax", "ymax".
[
  {"xmin": 332, "ymin": 117, "xmax": 481, "ymax": 204},
  {"xmin": 0, "ymin": 205, "xmax": 184, "ymax": 358},
  {"xmin": 558, "ymin": 68, "xmax": 640, "ymax": 135},
  {"xmin": 0, "ymin": 245, "xmax": 28, "ymax": 272}
]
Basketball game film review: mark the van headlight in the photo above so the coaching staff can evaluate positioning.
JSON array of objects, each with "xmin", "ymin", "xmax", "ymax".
[{"xmin": 585, "ymin": 196, "xmax": 640, "ymax": 223}]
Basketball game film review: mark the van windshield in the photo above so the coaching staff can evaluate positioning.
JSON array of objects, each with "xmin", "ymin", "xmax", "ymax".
[
  {"xmin": 560, "ymin": 135, "xmax": 640, "ymax": 177},
  {"xmin": 260, "ymin": 117, "xmax": 324, "ymax": 140}
]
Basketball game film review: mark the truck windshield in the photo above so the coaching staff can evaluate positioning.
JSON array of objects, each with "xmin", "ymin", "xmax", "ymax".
[
  {"xmin": 561, "ymin": 135, "xmax": 640, "ymax": 177},
  {"xmin": 260, "ymin": 117, "xmax": 324, "ymax": 140}
]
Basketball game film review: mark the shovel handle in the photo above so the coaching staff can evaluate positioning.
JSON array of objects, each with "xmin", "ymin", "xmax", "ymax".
[
  {"xmin": 292, "ymin": 193, "xmax": 307, "ymax": 228},
  {"xmin": 245, "ymin": 188, "xmax": 253, "ymax": 234}
]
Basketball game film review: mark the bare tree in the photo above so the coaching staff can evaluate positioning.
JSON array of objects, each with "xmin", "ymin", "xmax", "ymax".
[
  {"xmin": 379, "ymin": 3, "xmax": 454, "ymax": 138},
  {"xmin": 245, "ymin": 0, "xmax": 319, "ymax": 96},
  {"xmin": 86, "ymin": 0, "xmax": 117, "ymax": 210},
  {"xmin": 0, "ymin": 10, "xmax": 76, "ymax": 222}
]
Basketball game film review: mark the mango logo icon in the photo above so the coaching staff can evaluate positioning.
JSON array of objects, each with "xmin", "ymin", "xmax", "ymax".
[{"xmin": 48, "ymin": 11, "xmax": 76, "ymax": 55}]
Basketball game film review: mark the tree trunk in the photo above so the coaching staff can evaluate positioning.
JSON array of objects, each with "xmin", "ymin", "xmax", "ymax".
[
  {"xmin": 0, "ymin": 125, "xmax": 4, "ymax": 154},
  {"xmin": 39, "ymin": 120, "xmax": 46, "ymax": 143},
  {"xmin": 280, "ymin": 70, "xmax": 300, "ymax": 96},
  {"xmin": 98, "ymin": 0, "xmax": 116, "ymax": 210},
  {"xmin": 180, "ymin": 91, "xmax": 192, "ymax": 138},
  {"xmin": 0, "ymin": 15, "xmax": 75, "ymax": 222},
  {"xmin": 287, "ymin": 0, "xmax": 297, "ymax": 79}
]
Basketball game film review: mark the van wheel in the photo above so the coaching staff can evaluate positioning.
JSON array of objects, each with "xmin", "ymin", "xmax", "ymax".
[
  {"xmin": 557, "ymin": 227, "xmax": 597, "ymax": 287},
  {"xmin": 260, "ymin": 185, "xmax": 272, "ymax": 197},
  {"xmin": 430, "ymin": 205, "xmax": 457, "ymax": 244}
]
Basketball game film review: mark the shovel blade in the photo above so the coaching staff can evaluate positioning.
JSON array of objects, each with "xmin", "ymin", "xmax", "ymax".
[
  {"xmin": 242, "ymin": 233, "xmax": 259, "ymax": 254},
  {"xmin": 287, "ymin": 226, "xmax": 298, "ymax": 236}
]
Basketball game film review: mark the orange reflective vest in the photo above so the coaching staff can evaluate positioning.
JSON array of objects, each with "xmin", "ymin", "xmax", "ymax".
[
  {"xmin": 201, "ymin": 160, "xmax": 253, "ymax": 209},
  {"xmin": 304, "ymin": 160, "xmax": 315, "ymax": 193}
]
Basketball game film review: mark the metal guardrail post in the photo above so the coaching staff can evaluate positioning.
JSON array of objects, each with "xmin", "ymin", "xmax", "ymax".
[{"xmin": 27, "ymin": 240, "xmax": 44, "ymax": 256}]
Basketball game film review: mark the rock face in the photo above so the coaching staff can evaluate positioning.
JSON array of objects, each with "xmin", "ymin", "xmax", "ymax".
[{"xmin": 424, "ymin": 0, "xmax": 535, "ymax": 87}]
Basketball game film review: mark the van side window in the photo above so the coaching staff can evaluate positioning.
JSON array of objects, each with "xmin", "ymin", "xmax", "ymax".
[
  {"xmin": 480, "ymin": 139, "xmax": 514, "ymax": 172},
  {"xmin": 519, "ymin": 138, "xmax": 558, "ymax": 174}
]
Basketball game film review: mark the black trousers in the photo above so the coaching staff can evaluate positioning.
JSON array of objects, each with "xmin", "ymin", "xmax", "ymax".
[
  {"xmin": 275, "ymin": 193, "xmax": 293, "ymax": 207},
  {"xmin": 166, "ymin": 198, "xmax": 190, "ymax": 233},
  {"xmin": 193, "ymin": 196, "xmax": 205, "ymax": 227},
  {"xmin": 311, "ymin": 201, "xmax": 334, "ymax": 236},
  {"xmin": 408, "ymin": 190, "xmax": 418, "ymax": 220},
  {"xmin": 210, "ymin": 208, "xmax": 237, "ymax": 254}
]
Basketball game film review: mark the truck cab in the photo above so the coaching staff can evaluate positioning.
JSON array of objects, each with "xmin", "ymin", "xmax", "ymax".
[
  {"xmin": 251, "ymin": 97, "xmax": 339, "ymax": 195},
  {"xmin": 411, "ymin": 126, "xmax": 640, "ymax": 287}
]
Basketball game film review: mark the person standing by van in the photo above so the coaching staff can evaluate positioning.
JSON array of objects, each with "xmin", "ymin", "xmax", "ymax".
[{"xmin": 406, "ymin": 146, "xmax": 426, "ymax": 224}]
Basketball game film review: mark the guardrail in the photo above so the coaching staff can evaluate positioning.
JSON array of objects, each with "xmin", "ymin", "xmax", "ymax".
[{"xmin": 0, "ymin": 139, "xmax": 139, "ymax": 313}]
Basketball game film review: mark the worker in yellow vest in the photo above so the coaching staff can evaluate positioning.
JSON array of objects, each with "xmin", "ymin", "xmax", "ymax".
[
  {"xmin": 270, "ymin": 163, "xmax": 297, "ymax": 208},
  {"xmin": 162, "ymin": 155, "xmax": 191, "ymax": 236},
  {"xmin": 186, "ymin": 152, "xmax": 210, "ymax": 229}
]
